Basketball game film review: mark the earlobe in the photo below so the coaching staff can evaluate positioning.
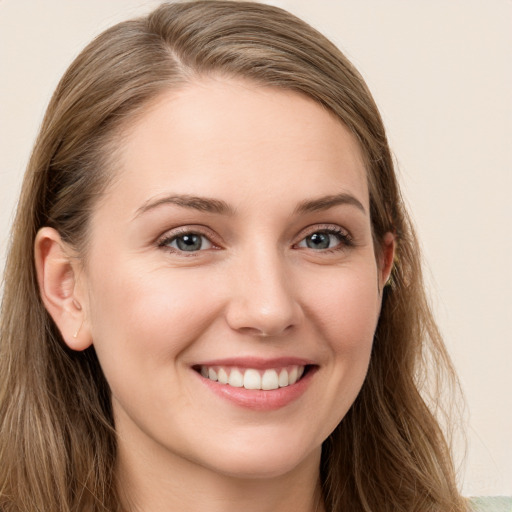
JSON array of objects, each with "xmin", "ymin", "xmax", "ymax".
[{"xmin": 34, "ymin": 227, "xmax": 92, "ymax": 351}]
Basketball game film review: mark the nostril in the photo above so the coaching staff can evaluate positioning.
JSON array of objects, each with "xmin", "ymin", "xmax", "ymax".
[
  {"xmin": 236, "ymin": 323, "xmax": 296, "ymax": 338},
  {"xmin": 224, "ymin": 279, "xmax": 302, "ymax": 337}
]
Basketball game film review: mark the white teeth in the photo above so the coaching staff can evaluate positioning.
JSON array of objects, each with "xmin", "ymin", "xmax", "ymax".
[
  {"xmin": 199, "ymin": 365, "xmax": 306, "ymax": 390},
  {"xmin": 218, "ymin": 368, "xmax": 228, "ymax": 384},
  {"xmin": 278, "ymin": 369, "xmax": 289, "ymax": 387},
  {"xmin": 228, "ymin": 369, "xmax": 244, "ymax": 388},
  {"xmin": 262, "ymin": 369, "xmax": 279, "ymax": 390},
  {"xmin": 243, "ymin": 369, "xmax": 261, "ymax": 390}
]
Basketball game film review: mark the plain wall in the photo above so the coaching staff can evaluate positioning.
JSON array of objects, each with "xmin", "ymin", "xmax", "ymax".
[{"xmin": 1, "ymin": 0, "xmax": 510, "ymax": 497}]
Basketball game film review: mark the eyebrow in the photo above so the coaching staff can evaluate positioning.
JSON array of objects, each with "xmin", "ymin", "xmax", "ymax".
[
  {"xmin": 134, "ymin": 194, "xmax": 235, "ymax": 218},
  {"xmin": 294, "ymin": 193, "xmax": 367, "ymax": 215},
  {"xmin": 134, "ymin": 192, "xmax": 366, "ymax": 219}
]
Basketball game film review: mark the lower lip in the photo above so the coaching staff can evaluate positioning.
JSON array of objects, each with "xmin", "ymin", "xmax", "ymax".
[{"xmin": 194, "ymin": 367, "xmax": 317, "ymax": 411}]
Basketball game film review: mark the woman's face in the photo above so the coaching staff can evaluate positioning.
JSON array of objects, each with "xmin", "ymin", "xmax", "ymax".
[{"xmin": 77, "ymin": 78, "xmax": 392, "ymax": 480}]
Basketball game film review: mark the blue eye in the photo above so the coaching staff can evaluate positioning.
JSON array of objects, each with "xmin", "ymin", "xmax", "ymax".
[
  {"xmin": 297, "ymin": 229, "xmax": 350, "ymax": 250},
  {"xmin": 161, "ymin": 233, "xmax": 213, "ymax": 252}
]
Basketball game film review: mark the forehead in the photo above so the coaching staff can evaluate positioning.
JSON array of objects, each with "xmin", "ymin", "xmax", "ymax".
[{"xmin": 100, "ymin": 78, "xmax": 369, "ymax": 216}]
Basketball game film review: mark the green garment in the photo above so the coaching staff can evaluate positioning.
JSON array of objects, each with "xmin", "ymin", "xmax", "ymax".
[{"xmin": 470, "ymin": 497, "xmax": 512, "ymax": 511}]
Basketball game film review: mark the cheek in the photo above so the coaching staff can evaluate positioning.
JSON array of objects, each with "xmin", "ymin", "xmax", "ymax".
[
  {"xmin": 85, "ymin": 263, "xmax": 221, "ymax": 385},
  {"xmin": 306, "ymin": 263, "xmax": 381, "ymax": 353},
  {"xmin": 294, "ymin": 262, "xmax": 381, "ymax": 441}
]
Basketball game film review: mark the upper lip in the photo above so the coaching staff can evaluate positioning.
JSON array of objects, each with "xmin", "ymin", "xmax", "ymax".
[{"xmin": 192, "ymin": 356, "xmax": 316, "ymax": 370}]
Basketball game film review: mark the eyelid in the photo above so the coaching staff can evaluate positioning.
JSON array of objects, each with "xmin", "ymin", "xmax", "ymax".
[
  {"xmin": 155, "ymin": 223, "xmax": 353, "ymax": 254},
  {"xmin": 156, "ymin": 225, "xmax": 222, "ymax": 251},
  {"xmin": 293, "ymin": 223, "xmax": 353, "ymax": 251},
  {"xmin": 294, "ymin": 223, "xmax": 352, "ymax": 242}
]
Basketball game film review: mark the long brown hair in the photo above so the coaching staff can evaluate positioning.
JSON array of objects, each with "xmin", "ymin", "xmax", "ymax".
[{"xmin": 0, "ymin": 2, "xmax": 466, "ymax": 511}]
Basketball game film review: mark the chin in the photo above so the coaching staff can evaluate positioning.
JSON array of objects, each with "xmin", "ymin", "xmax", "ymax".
[{"xmin": 196, "ymin": 438, "xmax": 322, "ymax": 480}]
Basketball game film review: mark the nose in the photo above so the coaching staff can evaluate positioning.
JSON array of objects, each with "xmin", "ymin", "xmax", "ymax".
[{"xmin": 224, "ymin": 249, "xmax": 302, "ymax": 338}]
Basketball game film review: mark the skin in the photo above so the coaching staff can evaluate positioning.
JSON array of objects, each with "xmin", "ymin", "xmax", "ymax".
[{"xmin": 36, "ymin": 78, "xmax": 394, "ymax": 512}]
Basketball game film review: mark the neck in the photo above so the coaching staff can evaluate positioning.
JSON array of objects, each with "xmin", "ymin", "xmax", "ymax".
[{"xmin": 116, "ymin": 437, "xmax": 324, "ymax": 512}]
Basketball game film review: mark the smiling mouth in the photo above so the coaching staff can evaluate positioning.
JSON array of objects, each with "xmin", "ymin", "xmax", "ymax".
[{"xmin": 194, "ymin": 365, "xmax": 309, "ymax": 391}]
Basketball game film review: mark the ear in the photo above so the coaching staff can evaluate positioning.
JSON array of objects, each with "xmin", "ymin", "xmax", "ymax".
[
  {"xmin": 34, "ymin": 227, "xmax": 92, "ymax": 351},
  {"xmin": 378, "ymin": 231, "xmax": 396, "ymax": 290}
]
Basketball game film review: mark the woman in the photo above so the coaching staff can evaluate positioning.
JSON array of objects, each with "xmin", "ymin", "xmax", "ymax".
[{"xmin": 0, "ymin": 2, "xmax": 470, "ymax": 511}]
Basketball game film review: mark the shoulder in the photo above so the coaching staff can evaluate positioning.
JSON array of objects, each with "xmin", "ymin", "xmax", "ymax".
[{"xmin": 469, "ymin": 497, "xmax": 512, "ymax": 512}]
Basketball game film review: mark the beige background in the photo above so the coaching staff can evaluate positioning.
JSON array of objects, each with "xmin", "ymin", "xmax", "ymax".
[{"xmin": 1, "ymin": 0, "xmax": 510, "ymax": 497}]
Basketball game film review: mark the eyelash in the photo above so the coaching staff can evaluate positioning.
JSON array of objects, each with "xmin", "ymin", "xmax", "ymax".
[
  {"xmin": 157, "ymin": 224, "xmax": 353, "ymax": 255},
  {"xmin": 294, "ymin": 225, "xmax": 353, "ymax": 253},
  {"xmin": 157, "ymin": 227, "xmax": 219, "ymax": 256}
]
